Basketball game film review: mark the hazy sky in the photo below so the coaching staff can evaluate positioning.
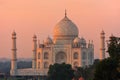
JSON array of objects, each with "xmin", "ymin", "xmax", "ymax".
[{"xmin": 0, "ymin": 0, "xmax": 120, "ymax": 59}]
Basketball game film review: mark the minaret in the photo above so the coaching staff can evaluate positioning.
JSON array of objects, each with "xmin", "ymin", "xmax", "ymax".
[
  {"xmin": 32, "ymin": 34, "xmax": 37, "ymax": 69},
  {"xmin": 11, "ymin": 31, "xmax": 17, "ymax": 75},
  {"xmin": 100, "ymin": 30, "xmax": 105, "ymax": 60}
]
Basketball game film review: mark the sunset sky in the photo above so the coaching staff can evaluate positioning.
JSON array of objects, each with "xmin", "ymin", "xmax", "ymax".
[{"xmin": 0, "ymin": 0, "xmax": 120, "ymax": 59}]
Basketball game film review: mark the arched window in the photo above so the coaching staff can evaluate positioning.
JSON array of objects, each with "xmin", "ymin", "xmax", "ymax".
[
  {"xmin": 38, "ymin": 52, "xmax": 40, "ymax": 59},
  {"xmin": 38, "ymin": 62, "xmax": 40, "ymax": 69},
  {"xmin": 82, "ymin": 52, "xmax": 87, "ymax": 60},
  {"xmin": 74, "ymin": 62, "xmax": 79, "ymax": 67},
  {"xmin": 73, "ymin": 52, "xmax": 78, "ymax": 59},
  {"xmin": 44, "ymin": 52, "xmax": 49, "ymax": 59},
  {"xmin": 89, "ymin": 52, "xmax": 93, "ymax": 64},
  {"xmin": 44, "ymin": 62, "xmax": 49, "ymax": 69}
]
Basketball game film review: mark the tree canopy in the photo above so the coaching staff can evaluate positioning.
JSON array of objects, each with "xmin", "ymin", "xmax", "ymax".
[
  {"xmin": 94, "ymin": 58, "xmax": 119, "ymax": 80},
  {"xmin": 94, "ymin": 36, "xmax": 120, "ymax": 80},
  {"xmin": 107, "ymin": 36, "xmax": 120, "ymax": 58},
  {"xmin": 74, "ymin": 59, "xmax": 99, "ymax": 80},
  {"xmin": 47, "ymin": 63, "xmax": 74, "ymax": 80}
]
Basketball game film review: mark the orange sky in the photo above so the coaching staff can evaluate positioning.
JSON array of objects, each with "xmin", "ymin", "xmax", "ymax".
[{"xmin": 0, "ymin": 0, "xmax": 120, "ymax": 59}]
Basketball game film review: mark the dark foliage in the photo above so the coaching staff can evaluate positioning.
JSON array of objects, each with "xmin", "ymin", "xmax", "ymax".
[
  {"xmin": 0, "ymin": 62, "xmax": 10, "ymax": 74},
  {"xmin": 94, "ymin": 58, "xmax": 119, "ymax": 80},
  {"xmin": 74, "ymin": 59, "xmax": 99, "ymax": 80},
  {"xmin": 0, "ymin": 61, "xmax": 32, "ymax": 75},
  {"xmin": 107, "ymin": 36, "xmax": 120, "ymax": 58},
  {"xmin": 47, "ymin": 63, "xmax": 74, "ymax": 80},
  {"xmin": 94, "ymin": 36, "xmax": 120, "ymax": 80},
  {"xmin": 17, "ymin": 61, "xmax": 32, "ymax": 69}
]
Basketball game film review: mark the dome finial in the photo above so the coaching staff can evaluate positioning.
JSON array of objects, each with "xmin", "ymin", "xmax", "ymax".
[
  {"xmin": 12, "ymin": 30, "xmax": 16, "ymax": 36},
  {"xmin": 65, "ymin": 9, "xmax": 67, "ymax": 17}
]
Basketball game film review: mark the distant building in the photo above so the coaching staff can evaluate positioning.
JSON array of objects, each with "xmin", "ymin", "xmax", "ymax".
[{"xmin": 10, "ymin": 11, "xmax": 101, "ymax": 76}]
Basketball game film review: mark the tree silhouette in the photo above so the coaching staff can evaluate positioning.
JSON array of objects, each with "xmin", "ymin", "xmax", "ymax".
[
  {"xmin": 47, "ymin": 63, "xmax": 74, "ymax": 80},
  {"xmin": 94, "ymin": 36, "xmax": 120, "ymax": 80}
]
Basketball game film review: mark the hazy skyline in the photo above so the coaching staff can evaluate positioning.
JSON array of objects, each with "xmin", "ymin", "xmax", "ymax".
[{"xmin": 0, "ymin": 0, "xmax": 120, "ymax": 59}]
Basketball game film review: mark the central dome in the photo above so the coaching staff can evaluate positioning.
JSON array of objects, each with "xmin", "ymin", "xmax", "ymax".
[{"xmin": 53, "ymin": 15, "xmax": 79, "ymax": 40}]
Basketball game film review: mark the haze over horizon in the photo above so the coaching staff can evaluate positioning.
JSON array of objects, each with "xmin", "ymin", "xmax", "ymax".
[{"xmin": 0, "ymin": 0, "xmax": 120, "ymax": 59}]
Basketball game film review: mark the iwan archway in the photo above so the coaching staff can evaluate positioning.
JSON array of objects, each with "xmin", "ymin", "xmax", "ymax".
[{"xmin": 55, "ymin": 51, "xmax": 67, "ymax": 64}]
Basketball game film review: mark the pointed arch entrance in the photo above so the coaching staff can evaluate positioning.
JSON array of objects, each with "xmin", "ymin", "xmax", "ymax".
[{"xmin": 55, "ymin": 51, "xmax": 67, "ymax": 64}]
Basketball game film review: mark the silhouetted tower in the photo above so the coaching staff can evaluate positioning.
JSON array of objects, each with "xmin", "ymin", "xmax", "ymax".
[
  {"xmin": 99, "ymin": 30, "xmax": 105, "ymax": 60},
  {"xmin": 11, "ymin": 31, "xmax": 17, "ymax": 75},
  {"xmin": 32, "ymin": 34, "xmax": 37, "ymax": 69}
]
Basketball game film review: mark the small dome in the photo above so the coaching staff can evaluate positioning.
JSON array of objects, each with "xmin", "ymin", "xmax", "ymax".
[
  {"xmin": 80, "ymin": 37, "xmax": 86, "ymax": 44},
  {"xmin": 44, "ymin": 36, "xmax": 53, "ymax": 44},
  {"xmin": 73, "ymin": 37, "xmax": 81, "ymax": 43},
  {"xmin": 33, "ymin": 34, "xmax": 37, "ymax": 39}
]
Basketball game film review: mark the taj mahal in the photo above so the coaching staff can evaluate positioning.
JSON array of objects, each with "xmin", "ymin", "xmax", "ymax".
[{"xmin": 10, "ymin": 12, "xmax": 105, "ymax": 76}]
